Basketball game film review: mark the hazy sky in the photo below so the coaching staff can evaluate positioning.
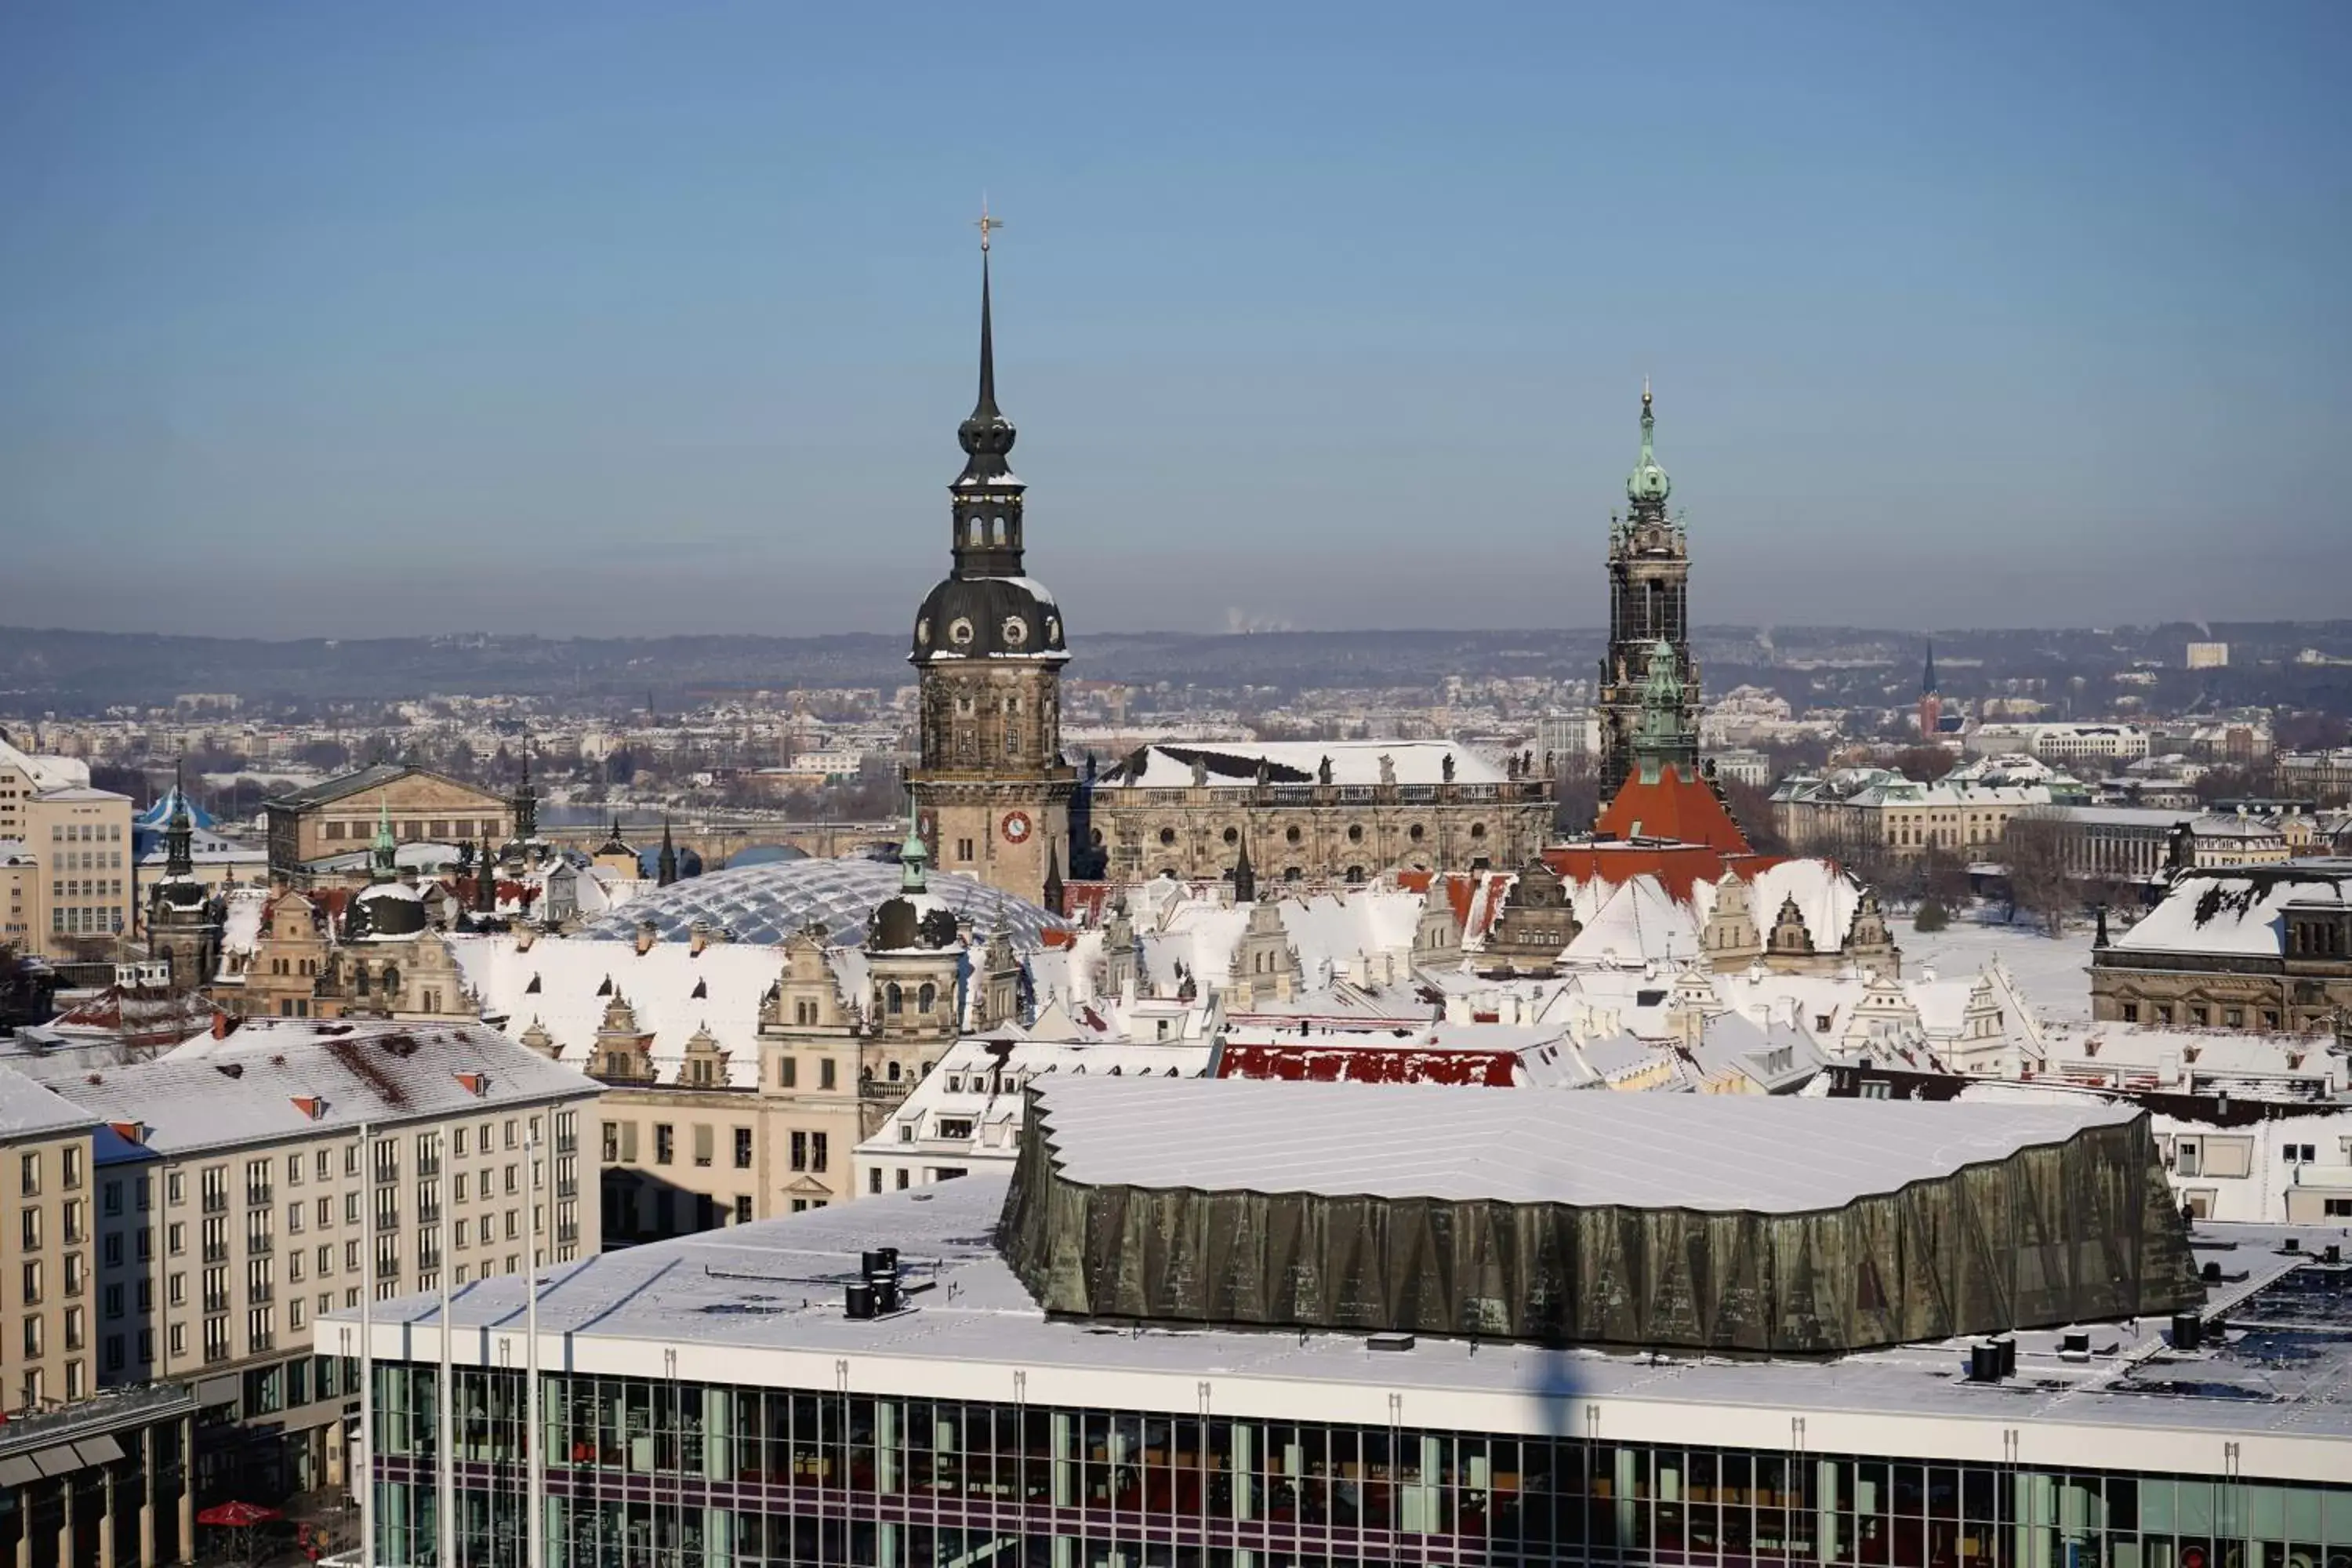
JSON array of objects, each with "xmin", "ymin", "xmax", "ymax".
[{"xmin": 2, "ymin": 0, "xmax": 2347, "ymax": 640}]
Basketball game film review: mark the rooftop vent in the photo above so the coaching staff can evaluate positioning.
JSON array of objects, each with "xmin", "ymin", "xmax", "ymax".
[
  {"xmin": 1367, "ymin": 1331, "xmax": 1415, "ymax": 1353},
  {"xmin": 2169, "ymin": 1312, "xmax": 2202, "ymax": 1352},
  {"xmin": 1966, "ymin": 1341, "xmax": 2004, "ymax": 1383}
]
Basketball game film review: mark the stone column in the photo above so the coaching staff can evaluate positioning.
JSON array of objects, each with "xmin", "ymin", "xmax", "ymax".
[
  {"xmin": 55, "ymin": 1475, "xmax": 73, "ymax": 1568},
  {"xmin": 140, "ymin": 1424, "xmax": 156, "ymax": 1568},
  {"xmin": 16, "ymin": 1483, "xmax": 34, "ymax": 1568},
  {"xmin": 100, "ymin": 1464, "xmax": 117, "ymax": 1568},
  {"xmin": 177, "ymin": 1415, "xmax": 196, "ymax": 1566}
]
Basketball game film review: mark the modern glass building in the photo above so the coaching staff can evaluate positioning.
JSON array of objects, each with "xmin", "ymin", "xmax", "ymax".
[{"xmin": 332, "ymin": 1173, "xmax": 2352, "ymax": 1568}]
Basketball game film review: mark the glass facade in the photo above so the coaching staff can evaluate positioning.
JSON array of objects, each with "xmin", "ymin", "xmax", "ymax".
[{"xmin": 369, "ymin": 1366, "xmax": 2352, "ymax": 1568}]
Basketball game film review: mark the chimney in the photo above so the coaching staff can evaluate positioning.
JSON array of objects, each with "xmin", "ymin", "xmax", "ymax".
[
  {"xmin": 515, "ymin": 924, "xmax": 536, "ymax": 953},
  {"xmin": 1445, "ymin": 993, "xmax": 1472, "ymax": 1025},
  {"xmin": 635, "ymin": 918, "xmax": 659, "ymax": 956},
  {"xmin": 212, "ymin": 1010, "xmax": 231, "ymax": 1040},
  {"xmin": 690, "ymin": 920, "xmax": 710, "ymax": 956}
]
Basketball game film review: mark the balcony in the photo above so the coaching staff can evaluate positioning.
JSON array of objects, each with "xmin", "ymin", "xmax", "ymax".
[
  {"xmin": 202, "ymin": 1293, "xmax": 230, "ymax": 1315},
  {"xmin": 201, "ymin": 1242, "xmax": 229, "ymax": 1265},
  {"xmin": 245, "ymin": 1186, "xmax": 272, "ymax": 1208},
  {"xmin": 248, "ymin": 1284, "xmax": 273, "ymax": 1306},
  {"xmin": 246, "ymin": 1235, "xmax": 272, "ymax": 1257},
  {"xmin": 374, "ymin": 1210, "xmax": 399, "ymax": 1233},
  {"xmin": 201, "ymin": 1192, "xmax": 228, "ymax": 1216}
]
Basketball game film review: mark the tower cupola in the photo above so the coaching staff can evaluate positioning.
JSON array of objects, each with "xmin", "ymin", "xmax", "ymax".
[{"xmin": 1626, "ymin": 381, "xmax": 1672, "ymax": 510}]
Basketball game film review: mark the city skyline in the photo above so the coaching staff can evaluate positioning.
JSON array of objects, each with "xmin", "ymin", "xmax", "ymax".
[{"xmin": 3, "ymin": 0, "xmax": 2347, "ymax": 639}]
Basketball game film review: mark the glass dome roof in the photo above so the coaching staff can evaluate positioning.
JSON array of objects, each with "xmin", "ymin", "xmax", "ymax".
[{"xmin": 576, "ymin": 855, "xmax": 1065, "ymax": 949}]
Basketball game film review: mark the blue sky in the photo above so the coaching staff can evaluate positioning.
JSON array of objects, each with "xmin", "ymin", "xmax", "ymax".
[{"xmin": 2, "ymin": 0, "xmax": 2345, "ymax": 638}]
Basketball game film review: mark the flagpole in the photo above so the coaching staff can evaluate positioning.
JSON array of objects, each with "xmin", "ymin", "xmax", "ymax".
[
  {"xmin": 436, "ymin": 1129, "xmax": 454, "ymax": 1568},
  {"xmin": 524, "ymin": 1136, "xmax": 544, "ymax": 1568},
  {"xmin": 358, "ymin": 1121, "xmax": 375, "ymax": 1568}
]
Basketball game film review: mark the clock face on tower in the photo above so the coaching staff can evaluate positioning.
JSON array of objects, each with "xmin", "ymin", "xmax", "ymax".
[{"xmin": 1000, "ymin": 810, "xmax": 1033, "ymax": 845}]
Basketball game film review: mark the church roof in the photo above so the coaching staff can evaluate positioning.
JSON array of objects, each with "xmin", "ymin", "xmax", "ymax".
[{"xmin": 1595, "ymin": 762, "xmax": 1753, "ymax": 854}]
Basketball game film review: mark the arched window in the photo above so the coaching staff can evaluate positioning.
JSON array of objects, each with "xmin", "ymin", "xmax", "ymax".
[
  {"xmin": 967, "ymin": 517, "xmax": 983, "ymax": 546},
  {"xmin": 917, "ymin": 982, "xmax": 937, "ymax": 1013},
  {"xmin": 354, "ymin": 965, "xmax": 369, "ymax": 996},
  {"xmin": 887, "ymin": 1062, "xmax": 902, "ymax": 1082},
  {"xmin": 1283, "ymin": 867, "xmax": 1302, "ymax": 883},
  {"xmin": 992, "ymin": 516, "xmax": 1007, "ymax": 545},
  {"xmin": 885, "ymin": 982, "xmax": 903, "ymax": 1014},
  {"xmin": 1345, "ymin": 866, "xmax": 1365, "ymax": 884},
  {"xmin": 380, "ymin": 964, "xmax": 400, "ymax": 993}
]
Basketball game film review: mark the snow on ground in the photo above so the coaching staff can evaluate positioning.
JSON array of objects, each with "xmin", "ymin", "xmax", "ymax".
[{"xmin": 1899, "ymin": 913, "xmax": 2097, "ymax": 1027}]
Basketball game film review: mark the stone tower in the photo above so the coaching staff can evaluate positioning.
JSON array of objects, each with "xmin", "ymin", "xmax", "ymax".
[
  {"xmin": 904, "ymin": 215, "xmax": 1074, "ymax": 906},
  {"xmin": 1597, "ymin": 383, "xmax": 1700, "ymax": 798}
]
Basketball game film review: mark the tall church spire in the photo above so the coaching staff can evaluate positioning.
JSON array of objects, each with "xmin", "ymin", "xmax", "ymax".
[
  {"xmin": 164, "ymin": 758, "xmax": 194, "ymax": 880},
  {"xmin": 951, "ymin": 203, "xmax": 1025, "ymax": 576}
]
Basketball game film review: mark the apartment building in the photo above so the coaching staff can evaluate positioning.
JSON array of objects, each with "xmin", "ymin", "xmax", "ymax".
[
  {"xmin": 0, "ymin": 754, "xmax": 136, "ymax": 961},
  {"xmin": 2, "ymin": 1065, "xmax": 97, "ymax": 1414},
  {"xmin": 8, "ymin": 1018, "xmax": 601, "ymax": 1499}
]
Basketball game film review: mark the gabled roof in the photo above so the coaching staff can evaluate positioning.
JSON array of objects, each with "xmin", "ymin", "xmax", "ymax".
[
  {"xmin": 262, "ymin": 764, "xmax": 493, "ymax": 811},
  {"xmin": 1595, "ymin": 762, "xmax": 1751, "ymax": 854}
]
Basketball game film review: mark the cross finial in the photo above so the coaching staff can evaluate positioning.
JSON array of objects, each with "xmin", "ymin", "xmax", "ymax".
[{"xmin": 976, "ymin": 196, "xmax": 1004, "ymax": 253}]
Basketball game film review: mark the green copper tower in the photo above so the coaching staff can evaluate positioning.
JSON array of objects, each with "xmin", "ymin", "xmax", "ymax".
[{"xmin": 1598, "ymin": 381, "xmax": 1699, "ymax": 802}]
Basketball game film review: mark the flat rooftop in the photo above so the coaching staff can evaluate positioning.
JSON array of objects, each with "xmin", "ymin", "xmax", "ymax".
[
  {"xmin": 332, "ymin": 1175, "xmax": 2352, "ymax": 1476},
  {"xmin": 1026, "ymin": 1076, "xmax": 2143, "ymax": 1212}
]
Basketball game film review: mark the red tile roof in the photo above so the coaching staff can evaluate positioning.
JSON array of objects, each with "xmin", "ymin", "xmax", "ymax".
[
  {"xmin": 1594, "ymin": 763, "xmax": 1753, "ymax": 855},
  {"xmin": 1217, "ymin": 1041, "xmax": 1520, "ymax": 1088}
]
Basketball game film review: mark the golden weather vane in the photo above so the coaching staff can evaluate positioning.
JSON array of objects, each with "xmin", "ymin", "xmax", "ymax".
[{"xmin": 976, "ymin": 196, "xmax": 1004, "ymax": 252}]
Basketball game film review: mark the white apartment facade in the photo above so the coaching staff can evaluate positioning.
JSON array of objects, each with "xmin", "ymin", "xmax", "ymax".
[{"xmin": 12, "ymin": 1018, "xmax": 602, "ymax": 1498}]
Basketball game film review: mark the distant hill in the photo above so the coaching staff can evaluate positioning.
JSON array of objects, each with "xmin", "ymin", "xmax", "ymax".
[{"xmin": 2, "ymin": 621, "xmax": 2347, "ymax": 717}]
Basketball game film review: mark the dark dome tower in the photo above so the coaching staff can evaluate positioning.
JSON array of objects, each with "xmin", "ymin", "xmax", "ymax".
[{"xmin": 905, "ymin": 209, "xmax": 1074, "ymax": 906}]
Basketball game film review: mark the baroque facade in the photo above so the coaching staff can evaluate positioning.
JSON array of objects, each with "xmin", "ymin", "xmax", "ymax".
[
  {"xmin": 903, "ymin": 230, "xmax": 1075, "ymax": 908},
  {"xmin": 2091, "ymin": 863, "xmax": 2352, "ymax": 1033},
  {"xmin": 1087, "ymin": 740, "xmax": 1552, "ymax": 886},
  {"xmin": 261, "ymin": 764, "xmax": 511, "ymax": 886},
  {"xmin": 1597, "ymin": 386, "xmax": 1700, "ymax": 797}
]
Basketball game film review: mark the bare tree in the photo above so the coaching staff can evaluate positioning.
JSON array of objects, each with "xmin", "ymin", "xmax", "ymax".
[
  {"xmin": 2001, "ymin": 808, "xmax": 2079, "ymax": 934},
  {"xmin": 1555, "ymin": 757, "xmax": 1602, "ymax": 837},
  {"xmin": 1721, "ymin": 779, "xmax": 1791, "ymax": 855},
  {"xmin": 1884, "ymin": 745, "xmax": 1955, "ymax": 784}
]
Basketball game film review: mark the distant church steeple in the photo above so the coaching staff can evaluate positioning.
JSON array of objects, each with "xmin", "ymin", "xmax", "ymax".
[
  {"xmin": 657, "ymin": 818, "xmax": 679, "ymax": 887},
  {"xmin": 1918, "ymin": 640, "xmax": 1944, "ymax": 739}
]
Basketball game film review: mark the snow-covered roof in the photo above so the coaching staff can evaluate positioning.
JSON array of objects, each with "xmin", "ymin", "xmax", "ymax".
[
  {"xmin": 2109, "ymin": 863, "xmax": 2352, "ymax": 958},
  {"xmin": 0, "ymin": 736, "xmax": 90, "ymax": 793},
  {"xmin": 13, "ymin": 1019, "xmax": 599, "ymax": 1156},
  {"xmin": 1024, "ymin": 1075, "xmax": 2140, "ymax": 1211},
  {"xmin": 0, "ymin": 1062, "xmax": 96, "ymax": 1140},
  {"xmin": 574, "ymin": 855, "xmax": 1064, "ymax": 949},
  {"xmin": 1102, "ymin": 739, "xmax": 1508, "ymax": 791},
  {"xmin": 452, "ymin": 933, "xmax": 800, "ymax": 1091}
]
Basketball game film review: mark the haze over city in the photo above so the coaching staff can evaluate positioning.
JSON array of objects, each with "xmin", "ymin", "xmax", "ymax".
[{"xmin": 4, "ymin": 0, "xmax": 2347, "ymax": 638}]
